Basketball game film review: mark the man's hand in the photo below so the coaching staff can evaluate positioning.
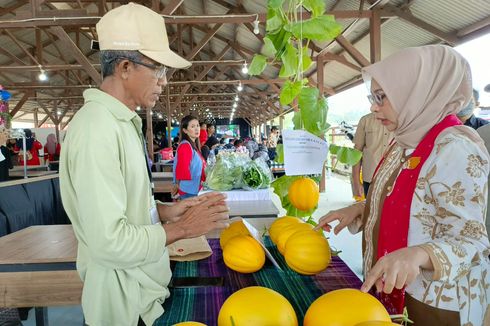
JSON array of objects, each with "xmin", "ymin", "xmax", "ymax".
[
  {"xmin": 163, "ymin": 192, "xmax": 229, "ymax": 245},
  {"xmin": 158, "ymin": 192, "xmax": 227, "ymax": 223},
  {"xmin": 361, "ymin": 246, "xmax": 433, "ymax": 294}
]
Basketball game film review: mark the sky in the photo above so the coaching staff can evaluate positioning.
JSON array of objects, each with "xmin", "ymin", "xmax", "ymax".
[{"xmin": 327, "ymin": 32, "xmax": 490, "ymax": 125}]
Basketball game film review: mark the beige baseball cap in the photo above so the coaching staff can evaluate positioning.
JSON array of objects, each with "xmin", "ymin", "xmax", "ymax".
[{"xmin": 96, "ymin": 2, "xmax": 191, "ymax": 69}]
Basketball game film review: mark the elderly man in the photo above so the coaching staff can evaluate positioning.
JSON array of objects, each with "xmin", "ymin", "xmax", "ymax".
[{"xmin": 60, "ymin": 4, "xmax": 229, "ymax": 326}]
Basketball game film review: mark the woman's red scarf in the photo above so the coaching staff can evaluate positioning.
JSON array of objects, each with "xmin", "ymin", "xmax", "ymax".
[{"xmin": 375, "ymin": 114, "xmax": 462, "ymax": 314}]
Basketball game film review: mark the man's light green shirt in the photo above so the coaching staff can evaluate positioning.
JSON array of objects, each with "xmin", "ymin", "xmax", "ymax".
[{"xmin": 60, "ymin": 89, "xmax": 170, "ymax": 326}]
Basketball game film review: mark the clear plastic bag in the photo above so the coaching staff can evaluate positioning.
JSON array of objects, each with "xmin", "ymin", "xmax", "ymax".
[
  {"xmin": 242, "ymin": 157, "xmax": 273, "ymax": 190},
  {"xmin": 205, "ymin": 151, "xmax": 251, "ymax": 191}
]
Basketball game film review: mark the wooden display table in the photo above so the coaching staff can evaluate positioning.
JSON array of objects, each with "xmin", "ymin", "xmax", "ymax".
[{"xmin": 0, "ymin": 225, "xmax": 82, "ymax": 326}]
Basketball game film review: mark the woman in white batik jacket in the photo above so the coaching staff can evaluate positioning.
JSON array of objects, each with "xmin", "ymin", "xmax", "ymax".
[{"xmin": 317, "ymin": 45, "xmax": 490, "ymax": 326}]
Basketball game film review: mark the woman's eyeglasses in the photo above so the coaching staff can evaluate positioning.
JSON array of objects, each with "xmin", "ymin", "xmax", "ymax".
[
  {"xmin": 111, "ymin": 57, "xmax": 168, "ymax": 79},
  {"xmin": 367, "ymin": 92, "xmax": 386, "ymax": 106}
]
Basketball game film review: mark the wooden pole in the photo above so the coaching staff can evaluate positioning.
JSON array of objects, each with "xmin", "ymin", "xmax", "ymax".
[
  {"xmin": 53, "ymin": 102, "xmax": 60, "ymax": 144},
  {"xmin": 166, "ymin": 87, "xmax": 173, "ymax": 148},
  {"xmin": 34, "ymin": 108, "xmax": 39, "ymax": 128},
  {"xmin": 370, "ymin": 9, "xmax": 381, "ymax": 63},
  {"xmin": 317, "ymin": 55, "xmax": 327, "ymax": 193},
  {"xmin": 146, "ymin": 107, "xmax": 154, "ymax": 158}
]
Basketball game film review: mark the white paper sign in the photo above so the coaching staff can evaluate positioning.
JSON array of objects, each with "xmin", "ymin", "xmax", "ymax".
[
  {"xmin": 282, "ymin": 129, "xmax": 329, "ymax": 176},
  {"xmin": 232, "ymin": 217, "xmax": 282, "ymax": 270}
]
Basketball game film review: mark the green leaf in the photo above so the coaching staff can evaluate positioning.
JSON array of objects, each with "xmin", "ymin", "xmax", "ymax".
[
  {"xmin": 292, "ymin": 111, "xmax": 302, "ymax": 129},
  {"xmin": 298, "ymin": 86, "xmax": 318, "ymax": 111},
  {"xmin": 279, "ymin": 42, "xmax": 298, "ymax": 78},
  {"xmin": 329, "ymin": 145, "xmax": 362, "ymax": 165},
  {"xmin": 286, "ymin": 15, "xmax": 342, "ymax": 41},
  {"xmin": 329, "ymin": 144, "xmax": 339, "ymax": 155},
  {"xmin": 271, "ymin": 175, "xmax": 317, "ymax": 217},
  {"xmin": 298, "ymin": 87, "xmax": 330, "ymax": 137},
  {"xmin": 262, "ymin": 36, "xmax": 277, "ymax": 58},
  {"xmin": 268, "ymin": 0, "xmax": 284, "ymax": 10},
  {"xmin": 267, "ymin": 28, "xmax": 291, "ymax": 57},
  {"xmin": 248, "ymin": 54, "xmax": 268, "ymax": 76},
  {"xmin": 284, "ymin": 197, "xmax": 317, "ymax": 217},
  {"xmin": 303, "ymin": 0, "xmax": 326, "ymax": 17},
  {"xmin": 315, "ymin": 96, "xmax": 331, "ymax": 132},
  {"xmin": 266, "ymin": 9, "xmax": 283, "ymax": 34},
  {"xmin": 301, "ymin": 46, "xmax": 313, "ymax": 72},
  {"xmin": 279, "ymin": 80, "xmax": 303, "ymax": 106},
  {"xmin": 274, "ymin": 144, "xmax": 284, "ymax": 164}
]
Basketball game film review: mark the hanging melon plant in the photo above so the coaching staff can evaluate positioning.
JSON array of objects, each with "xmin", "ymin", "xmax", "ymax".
[{"xmin": 249, "ymin": 0, "xmax": 362, "ymax": 218}]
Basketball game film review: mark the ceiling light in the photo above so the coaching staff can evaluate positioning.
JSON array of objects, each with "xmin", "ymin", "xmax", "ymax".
[
  {"xmin": 38, "ymin": 69, "xmax": 48, "ymax": 81},
  {"xmin": 253, "ymin": 17, "xmax": 260, "ymax": 34},
  {"xmin": 237, "ymin": 82, "xmax": 243, "ymax": 92},
  {"xmin": 57, "ymin": 111, "xmax": 62, "ymax": 115},
  {"xmin": 241, "ymin": 62, "xmax": 248, "ymax": 74},
  {"xmin": 136, "ymin": 106, "xmax": 141, "ymax": 111},
  {"xmin": 233, "ymin": 103, "xmax": 237, "ymax": 108},
  {"xmin": 235, "ymin": 95, "xmax": 239, "ymax": 101}
]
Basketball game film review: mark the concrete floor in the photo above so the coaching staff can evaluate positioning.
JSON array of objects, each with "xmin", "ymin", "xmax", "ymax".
[{"xmin": 22, "ymin": 173, "xmax": 362, "ymax": 326}]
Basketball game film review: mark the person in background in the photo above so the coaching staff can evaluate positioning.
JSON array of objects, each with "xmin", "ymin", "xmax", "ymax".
[
  {"xmin": 6, "ymin": 138, "xmax": 17, "ymax": 165},
  {"xmin": 233, "ymin": 139, "xmax": 247, "ymax": 154},
  {"xmin": 223, "ymin": 138, "xmax": 235, "ymax": 150},
  {"xmin": 172, "ymin": 115, "xmax": 206, "ymax": 199},
  {"xmin": 261, "ymin": 136, "xmax": 267, "ymax": 146},
  {"xmin": 352, "ymin": 113, "xmax": 393, "ymax": 197},
  {"xmin": 478, "ymin": 85, "xmax": 490, "ymax": 240},
  {"xmin": 172, "ymin": 136, "xmax": 179, "ymax": 152},
  {"xmin": 200, "ymin": 145, "xmax": 210, "ymax": 161},
  {"xmin": 59, "ymin": 4, "xmax": 229, "ymax": 326},
  {"xmin": 14, "ymin": 129, "xmax": 42, "ymax": 166},
  {"xmin": 156, "ymin": 130, "xmax": 169, "ymax": 149},
  {"xmin": 44, "ymin": 133, "xmax": 61, "ymax": 163},
  {"xmin": 206, "ymin": 135, "xmax": 220, "ymax": 154},
  {"xmin": 456, "ymin": 89, "xmax": 489, "ymax": 130},
  {"xmin": 234, "ymin": 139, "xmax": 243, "ymax": 148},
  {"xmin": 199, "ymin": 121, "xmax": 208, "ymax": 146},
  {"xmin": 316, "ymin": 45, "xmax": 490, "ymax": 325},
  {"xmin": 267, "ymin": 126, "xmax": 279, "ymax": 148},
  {"xmin": 204, "ymin": 123, "xmax": 217, "ymax": 149},
  {"xmin": 0, "ymin": 128, "xmax": 12, "ymax": 182}
]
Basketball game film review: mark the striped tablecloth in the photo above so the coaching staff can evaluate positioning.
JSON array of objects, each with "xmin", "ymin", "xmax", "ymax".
[{"xmin": 155, "ymin": 237, "xmax": 362, "ymax": 325}]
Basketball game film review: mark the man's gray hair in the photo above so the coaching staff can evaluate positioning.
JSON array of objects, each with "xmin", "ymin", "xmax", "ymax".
[{"xmin": 100, "ymin": 50, "xmax": 144, "ymax": 78}]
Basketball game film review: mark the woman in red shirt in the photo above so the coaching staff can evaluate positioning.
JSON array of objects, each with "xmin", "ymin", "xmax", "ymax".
[
  {"xmin": 172, "ymin": 115, "xmax": 206, "ymax": 199},
  {"xmin": 14, "ymin": 129, "xmax": 42, "ymax": 166},
  {"xmin": 44, "ymin": 133, "xmax": 61, "ymax": 163}
]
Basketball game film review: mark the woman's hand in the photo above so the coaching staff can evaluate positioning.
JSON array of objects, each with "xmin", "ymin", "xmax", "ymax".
[
  {"xmin": 314, "ymin": 202, "xmax": 364, "ymax": 235},
  {"xmin": 171, "ymin": 184, "xmax": 179, "ymax": 197},
  {"xmin": 361, "ymin": 246, "xmax": 433, "ymax": 294}
]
